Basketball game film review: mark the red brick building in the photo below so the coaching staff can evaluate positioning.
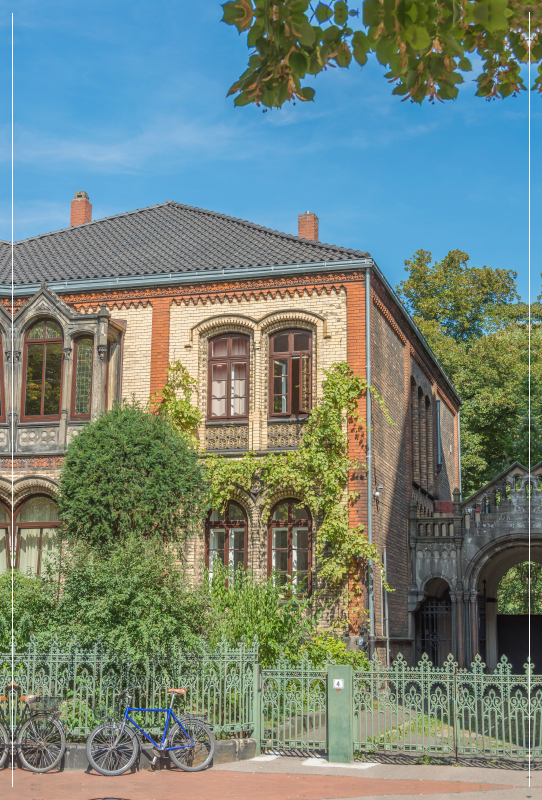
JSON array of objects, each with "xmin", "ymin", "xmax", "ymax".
[{"xmin": 0, "ymin": 193, "xmax": 460, "ymax": 663}]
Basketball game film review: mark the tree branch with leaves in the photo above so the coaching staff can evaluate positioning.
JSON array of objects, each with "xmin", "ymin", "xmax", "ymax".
[{"xmin": 222, "ymin": 0, "xmax": 541, "ymax": 106}]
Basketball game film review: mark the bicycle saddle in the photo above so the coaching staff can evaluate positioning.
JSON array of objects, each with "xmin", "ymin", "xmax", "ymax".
[
  {"xmin": 167, "ymin": 688, "xmax": 187, "ymax": 695},
  {"xmin": 0, "ymin": 696, "xmax": 6, "ymax": 702},
  {"xmin": 19, "ymin": 695, "xmax": 38, "ymax": 704}
]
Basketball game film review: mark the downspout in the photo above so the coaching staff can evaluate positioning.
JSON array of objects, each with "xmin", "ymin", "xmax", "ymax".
[
  {"xmin": 457, "ymin": 409, "xmax": 462, "ymax": 501},
  {"xmin": 365, "ymin": 267, "xmax": 375, "ymax": 659}
]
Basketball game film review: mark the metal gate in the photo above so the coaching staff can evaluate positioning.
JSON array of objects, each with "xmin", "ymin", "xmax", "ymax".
[
  {"xmin": 417, "ymin": 592, "xmax": 452, "ymax": 666},
  {"xmin": 260, "ymin": 657, "xmax": 327, "ymax": 752}
]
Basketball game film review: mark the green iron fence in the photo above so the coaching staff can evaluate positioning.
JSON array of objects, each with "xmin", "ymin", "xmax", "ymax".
[
  {"xmin": 259, "ymin": 656, "xmax": 328, "ymax": 751},
  {"xmin": 354, "ymin": 653, "xmax": 542, "ymax": 759},
  {"xmin": 1, "ymin": 636, "xmax": 257, "ymax": 738},
  {"xmin": 2, "ymin": 640, "xmax": 541, "ymax": 761}
]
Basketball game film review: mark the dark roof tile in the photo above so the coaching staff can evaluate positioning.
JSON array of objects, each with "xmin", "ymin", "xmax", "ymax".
[{"xmin": 0, "ymin": 201, "xmax": 369, "ymax": 285}]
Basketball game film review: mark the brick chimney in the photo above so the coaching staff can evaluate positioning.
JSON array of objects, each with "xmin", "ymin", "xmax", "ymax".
[
  {"xmin": 298, "ymin": 211, "xmax": 319, "ymax": 242},
  {"xmin": 70, "ymin": 191, "xmax": 92, "ymax": 227}
]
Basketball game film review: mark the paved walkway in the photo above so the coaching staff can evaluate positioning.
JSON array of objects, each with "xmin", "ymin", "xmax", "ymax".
[{"xmin": 1, "ymin": 755, "xmax": 540, "ymax": 800}]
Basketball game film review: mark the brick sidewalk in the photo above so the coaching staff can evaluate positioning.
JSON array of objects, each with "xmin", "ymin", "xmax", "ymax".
[{"xmin": 0, "ymin": 769, "xmax": 519, "ymax": 800}]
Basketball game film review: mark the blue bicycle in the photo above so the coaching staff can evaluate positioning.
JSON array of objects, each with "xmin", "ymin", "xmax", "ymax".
[{"xmin": 85, "ymin": 687, "xmax": 215, "ymax": 776}]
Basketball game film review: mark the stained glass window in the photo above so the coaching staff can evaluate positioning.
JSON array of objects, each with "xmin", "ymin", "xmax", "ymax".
[{"xmin": 74, "ymin": 338, "xmax": 93, "ymax": 416}]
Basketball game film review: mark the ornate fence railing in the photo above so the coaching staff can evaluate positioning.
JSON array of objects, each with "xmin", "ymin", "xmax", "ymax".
[
  {"xmin": 2, "ymin": 640, "xmax": 541, "ymax": 760},
  {"xmin": 0, "ymin": 637, "xmax": 257, "ymax": 738},
  {"xmin": 354, "ymin": 653, "xmax": 542, "ymax": 759},
  {"xmin": 260, "ymin": 656, "xmax": 328, "ymax": 751}
]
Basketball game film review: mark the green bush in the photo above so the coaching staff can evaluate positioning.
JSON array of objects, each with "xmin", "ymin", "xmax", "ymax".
[
  {"xmin": 58, "ymin": 400, "xmax": 208, "ymax": 549},
  {"xmin": 0, "ymin": 570, "xmax": 51, "ymax": 651},
  {"xmin": 38, "ymin": 536, "xmax": 210, "ymax": 660},
  {"xmin": 301, "ymin": 631, "xmax": 369, "ymax": 669},
  {"xmin": 206, "ymin": 561, "xmax": 320, "ymax": 667}
]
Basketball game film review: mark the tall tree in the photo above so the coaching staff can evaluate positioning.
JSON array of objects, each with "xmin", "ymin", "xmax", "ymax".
[
  {"xmin": 397, "ymin": 249, "xmax": 541, "ymax": 496},
  {"xmin": 222, "ymin": 1, "xmax": 541, "ymax": 107}
]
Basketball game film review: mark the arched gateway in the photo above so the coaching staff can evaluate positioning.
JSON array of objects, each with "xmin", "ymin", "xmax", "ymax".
[{"xmin": 408, "ymin": 461, "xmax": 542, "ymax": 669}]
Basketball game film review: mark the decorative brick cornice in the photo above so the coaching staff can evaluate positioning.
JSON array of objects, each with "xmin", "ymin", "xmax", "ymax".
[
  {"xmin": 372, "ymin": 290, "xmax": 406, "ymax": 345},
  {"xmin": 0, "ymin": 456, "xmax": 65, "ymax": 469},
  {"xmin": 8, "ymin": 271, "xmax": 359, "ymax": 314}
]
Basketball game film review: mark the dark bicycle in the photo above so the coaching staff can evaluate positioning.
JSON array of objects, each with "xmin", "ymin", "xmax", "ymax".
[
  {"xmin": 0, "ymin": 682, "xmax": 66, "ymax": 772},
  {"xmin": 86, "ymin": 686, "xmax": 215, "ymax": 776}
]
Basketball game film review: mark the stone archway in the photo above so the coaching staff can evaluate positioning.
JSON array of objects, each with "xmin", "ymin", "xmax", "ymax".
[
  {"xmin": 472, "ymin": 539, "xmax": 542, "ymax": 670},
  {"xmin": 410, "ymin": 461, "xmax": 542, "ymax": 669}
]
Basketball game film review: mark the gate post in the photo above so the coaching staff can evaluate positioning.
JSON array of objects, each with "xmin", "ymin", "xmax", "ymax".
[
  {"xmin": 253, "ymin": 664, "xmax": 262, "ymax": 755},
  {"xmin": 327, "ymin": 665, "xmax": 354, "ymax": 763}
]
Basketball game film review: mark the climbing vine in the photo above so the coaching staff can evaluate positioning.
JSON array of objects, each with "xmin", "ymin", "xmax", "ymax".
[{"xmin": 155, "ymin": 361, "xmax": 395, "ymax": 590}]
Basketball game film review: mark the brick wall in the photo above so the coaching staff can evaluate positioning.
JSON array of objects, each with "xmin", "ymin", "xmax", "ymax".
[
  {"xmin": 116, "ymin": 304, "xmax": 153, "ymax": 405},
  {"xmin": 149, "ymin": 299, "xmax": 171, "ymax": 398},
  {"xmin": 346, "ymin": 276, "xmax": 368, "ymax": 634},
  {"xmin": 371, "ymin": 301, "xmax": 409, "ymax": 644}
]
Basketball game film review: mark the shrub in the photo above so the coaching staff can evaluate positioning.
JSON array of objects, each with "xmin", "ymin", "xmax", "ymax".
[
  {"xmin": 58, "ymin": 400, "xmax": 208, "ymax": 550},
  {"xmin": 39, "ymin": 536, "xmax": 210, "ymax": 660}
]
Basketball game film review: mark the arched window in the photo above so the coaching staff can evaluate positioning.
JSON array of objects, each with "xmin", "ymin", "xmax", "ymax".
[
  {"xmin": 269, "ymin": 330, "xmax": 311, "ymax": 417},
  {"xmin": 22, "ymin": 319, "xmax": 63, "ymax": 419},
  {"xmin": 206, "ymin": 501, "xmax": 247, "ymax": 578},
  {"xmin": 208, "ymin": 335, "xmax": 249, "ymax": 420},
  {"xmin": 71, "ymin": 337, "xmax": 94, "ymax": 419},
  {"xmin": 14, "ymin": 496, "xmax": 59, "ymax": 575},
  {"xmin": 268, "ymin": 499, "xmax": 311, "ymax": 593},
  {"xmin": 0, "ymin": 502, "xmax": 11, "ymax": 574}
]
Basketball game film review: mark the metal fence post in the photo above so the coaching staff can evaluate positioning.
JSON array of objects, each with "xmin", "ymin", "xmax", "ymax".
[
  {"xmin": 327, "ymin": 664, "xmax": 354, "ymax": 763},
  {"xmin": 253, "ymin": 663, "xmax": 262, "ymax": 755}
]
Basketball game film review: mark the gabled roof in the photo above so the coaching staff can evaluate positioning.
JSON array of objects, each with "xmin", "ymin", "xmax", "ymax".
[
  {"xmin": 463, "ymin": 461, "xmax": 542, "ymax": 505},
  {"xmin": 0, "ymin": 201, "xmax": 369, "ymax": 285}
]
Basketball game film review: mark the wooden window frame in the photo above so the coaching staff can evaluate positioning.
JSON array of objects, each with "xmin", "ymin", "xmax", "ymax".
[
  {"xmin": 267, "ymin": 499, "xmax": 312, "ymax": 595},
  {"xmin": 71, "ymin": 336, "xmax": 94, "ymax": 420},
  {"xmin": 205, "ymin": 501, "xmax": 248, "ymax": 572},
  {"xmin": 12, "ymin": 496, "xmax": 60, "ymax": 576},
  {"xmin": 21, "ymin": 319, "xmax": 64, "ymax": 422},
  {"xmin": 268, "ymin": 329, "xmax": 312, "ymax": 419},
  {"xmin": 207, "ymin": 334, "xmax": 250, "ymax": 422}
]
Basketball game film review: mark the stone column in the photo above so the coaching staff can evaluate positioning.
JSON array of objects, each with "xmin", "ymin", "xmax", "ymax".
[
  {"xmin": 58, "ymin": 344, "xmax": 73, "ymax": 448},
  {"xmin": 470, "ymin": 591, "xmax": 479, "ymax": 661}
]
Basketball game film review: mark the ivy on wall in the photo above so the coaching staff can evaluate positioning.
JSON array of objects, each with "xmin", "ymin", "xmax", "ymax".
[{"xmin": 154, "ymin": 360, "xmax": 394, "ymax": 589}]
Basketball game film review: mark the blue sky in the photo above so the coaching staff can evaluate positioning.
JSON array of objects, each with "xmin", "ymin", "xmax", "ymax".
[{"xmin": 0, "ymin": 0, "xmax": 538, "ymax": 299}]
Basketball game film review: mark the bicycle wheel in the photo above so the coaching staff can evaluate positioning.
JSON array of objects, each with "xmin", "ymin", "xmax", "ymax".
[
  {"xmin": 0, "ymin": 722, "xmax": 10, "ymax": 768},
  {"xmin": 86, "ymin": 721, "xmax": 139, "ymax": 776},
  {"xmin": 17, "ymin": 714, "xmax": 66, "ymax": 773},
  {"xmin": 168, "ymin": 718, "xmax": 214, "ymax": 772}
]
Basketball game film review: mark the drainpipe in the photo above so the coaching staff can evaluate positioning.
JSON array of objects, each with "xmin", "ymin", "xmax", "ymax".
[
  {"xmin": 365, "ymin": 267, "xmax": 375, "ymax": 659},
  {"xmin": 457, "ymin": 409, "xmax": 462, "ymax": 501}
]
